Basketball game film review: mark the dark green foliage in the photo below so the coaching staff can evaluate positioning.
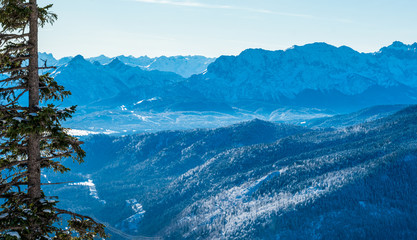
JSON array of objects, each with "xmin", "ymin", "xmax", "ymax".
[{"xmin": 0, "ymin": 0, "xmax": 107, "ymax": 238}]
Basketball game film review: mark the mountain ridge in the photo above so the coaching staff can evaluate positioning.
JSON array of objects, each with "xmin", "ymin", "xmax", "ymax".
[
  {"xmin": 39, "ymin": 52, "xmax": 216, "ymax": 78},
  {"xmin": 187, "ymin": 41, "xmax": 417, "ymax": 103},
  {"xmin": 44, "ymin": 41, "xmax": 417, "ymax": 133},
  {"xmin": 48, "ymin": 105, "xmax": 417, "ymax": 239}
]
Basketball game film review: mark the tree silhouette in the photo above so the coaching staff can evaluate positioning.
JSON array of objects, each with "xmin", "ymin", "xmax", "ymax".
[{"xmin": 0, "ymin": 0, "xmax": 107, "ymax": 238}]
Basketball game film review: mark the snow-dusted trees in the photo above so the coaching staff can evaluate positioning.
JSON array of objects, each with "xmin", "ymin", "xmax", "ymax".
[{"xmin": 0, "ymin": 0, "xmax": 106, "ymax": 238}]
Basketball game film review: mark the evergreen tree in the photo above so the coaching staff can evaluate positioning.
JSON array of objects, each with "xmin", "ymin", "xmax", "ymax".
[{"xmin": 0, "ymin": 0, "xmax": 107, "ymax": 239}]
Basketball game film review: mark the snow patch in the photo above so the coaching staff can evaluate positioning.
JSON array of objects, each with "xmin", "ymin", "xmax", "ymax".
[
  {"xmin": 69, "ymin": 179, "xmax": 106, "ymax": 204},
  {"xmin": 67, "ymin": 129, "xmax": 100, "ymax": 136},
  {"xmin": 120, "ymin": 199, "xmax": 146, "ymax": 233}
]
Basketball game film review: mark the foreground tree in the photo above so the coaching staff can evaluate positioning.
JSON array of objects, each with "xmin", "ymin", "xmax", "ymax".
[{"xmin": 0, "ymin": 0, "xmax": 107, "ymax": 238}]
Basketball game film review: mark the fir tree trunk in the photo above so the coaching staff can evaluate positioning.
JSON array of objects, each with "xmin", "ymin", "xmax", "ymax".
[
  {"xmin": 0, "ymin": 1, "xmax": 107, "ymax": 238},
  {"xmin": 27, "ymin": 0, "xmax": 41, "ymax": 201}
]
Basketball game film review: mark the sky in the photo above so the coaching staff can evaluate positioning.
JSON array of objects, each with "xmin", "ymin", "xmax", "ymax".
[{"xmin": 38, "ymin": 0, "xmax": 417, "ymax": 58}]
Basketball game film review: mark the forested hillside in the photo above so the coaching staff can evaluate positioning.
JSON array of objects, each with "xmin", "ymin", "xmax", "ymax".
[{"xmin": 46, "ymin": 105, "xmax": 417, "ymax": 239}]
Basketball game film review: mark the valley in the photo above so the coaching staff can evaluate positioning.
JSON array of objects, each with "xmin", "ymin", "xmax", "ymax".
[
  {"xmin": 45, "ymin": 105, "xmax": 417, "ymax": 239},
  {"xmin": 40, "ymin": 42, "xmax": 417, "ymax": 239}
]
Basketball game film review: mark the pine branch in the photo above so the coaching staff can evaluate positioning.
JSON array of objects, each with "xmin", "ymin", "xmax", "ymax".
[
  {"xmin": 54, "ymin": 208, "xmax": 100, "ymax": 224},
  {"xmin": 0, "ymin": 66, "xmax": 29, "ymax": 74},
  {"xmin": 0, "ymin": 104, "xmax": 28, "ymax": 111},
  {"xmin": 0, "ymin": 45, "xmax": 31, "ymax": 55},
  {"xmin": 53, "ymin": 208, "xmax": 108, "ymax": 238},
  {"xmin": 0, "ymin": 44, "xmax": 29, "ymax": 52},
  {"xmin": 0, "ymin": 153, "xmax": 73, "ymax": 173},
  {"xmin": 4, "ymin": 55, "xmax": 31, "ymax": 63},
  {"xmin": 0, "ymin": 145, "xmax": 27, "ymax": 150},
  {"xmin": 0, "ymin": 33, "xmax": 30, "ymax": 40},
  {"xmin": 0, "ymin": 226, "xmax": 26, "ymax": 231},
  {"xmin": 41, "ymin": 151, "xmax": 74, "ymax": 161},
  {"xmin": 0, "ymin": 75, "xmax": 28, "ymax": 83},
  {"xmin": 0, "ymin": 161, "xmax": 29, "ymax": 172},
  {"xmin": 0, "ymin": 173, "xmax": 28, "ymax": 195},
  {"xmin": 0, "ymin": 85, "xmax": 26, "ymax": 92},
  {"xmin": 2, "ymin": 90, "xmax": 28, "ymax": 107}
]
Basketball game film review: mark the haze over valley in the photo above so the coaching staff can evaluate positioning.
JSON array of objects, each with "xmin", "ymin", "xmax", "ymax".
[{"xmin": 40, "ymin": 41, "xmax": 417, "ymax": 135}]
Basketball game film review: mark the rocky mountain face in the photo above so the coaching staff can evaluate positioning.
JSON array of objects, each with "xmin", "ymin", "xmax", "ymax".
[
  {"xmin": 186, "ymin": 42, "xmax": 417, "ymax": 111},
  {"xmin": 50, "ymin": 42, "xmax": 417, "ymax": 113},
  {"xmin": 48, "ymin": 105, "xmax": 417, "ymax": 239}
]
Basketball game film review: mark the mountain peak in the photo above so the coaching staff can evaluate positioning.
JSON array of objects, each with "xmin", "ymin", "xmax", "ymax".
[
  {"xmin": 381, "ymin": 41, "xmax": 417, "ymax": 51},
  {"xmin": 389, "ymin": 41, "xmax": 407, "ymax": 48},
  {"xmin": 69, "ymin": 55, "xmax": 87, "ymax": 64},
  {"xmin": 246, "ymin": 118, "xmax": 269, "ymax": 125},
  {"xmin": 231, "ymin": 118, "xmax": 282, "ymax": 132},
  {"xmin": 290, "ymin": 42, "xmax": 357, "ymax": 55},
  {"xmin": 39, "ymin": 52, "xmax": 55, "ymax": 58},
  {"xmin": 378, "ymin": 41, "xmax": 417, "ymax": 58},
  {"xmin": 107, "ymin": 57, "xmax": 126, "ymax": 69},
  {"xmin": 296, "ymin": 42, "xmax": 335, "ymax": 49}
]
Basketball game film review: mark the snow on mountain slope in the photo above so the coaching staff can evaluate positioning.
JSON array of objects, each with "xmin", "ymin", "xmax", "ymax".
[
  {"xmin": 306, "ymin": 104, "xmax": 408, "ymax": 128},
  {"xmin": 49, "ymin": 42, "xmax": 417, "ymax": 112},
  {"xmin": 146, "ymin": 55, "xmax": 216, "ymax": 78},
  {"xmin": 158, "ymin": 105, "xmax": 417, "ymax": 239},
  {"xmin": 187, "ymin": 42, "xmax": 417, "ymax": 104},
  {"xmin": 51, "ymin": 55, "xmax": 129, "ymax": 105},
  {"xmin": 46, "ymin": 42, "xmax": 417, "ymax": 133},
  {"xmin": 47, "ymin": 106, "xmax": 417, "ymax": 239},
  {"xmin": 92, "ymin": 55, "xmax": 216, "ymax": 78},
  {"xmin": 104, "ymin": 58, "xmax": 184, "ymax": 89},
  {"xmin": 51, "ymin": 56, "xmax": 184, "ymax": 106},
  {"xmin": 42, "ymin": 53, "xmax": 215, "ymax": 78}
]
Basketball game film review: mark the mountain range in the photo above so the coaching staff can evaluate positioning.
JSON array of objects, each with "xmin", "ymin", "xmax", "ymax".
[
  {"xmin": 51, "ymin": 55, "xmax": 186, "ymax": 106},
  {"xmin": 186, "ymin": 41, "xmax": 417, "ymax": 111},
  {"xmin": 39, "ymin": 42, "xmax": 417, "ymax": 239},
  {"xmin": 46, "ymin": 104, "xmax": 417, "ymax": 239},
  {"xmin": 39, "ymin": 52, "xmax": 215, "ymax": 78},
  {"xmin": 45, "ymin": 41, "xmax": 417, "ymax": 133}
]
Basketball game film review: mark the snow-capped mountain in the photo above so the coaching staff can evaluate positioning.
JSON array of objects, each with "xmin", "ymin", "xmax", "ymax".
[
  {"xmin": 53, "ymin": 42, "xmax": 417, "ymax": 112},
  {"xmin": 46, "ymin": 41, "xmax": 417, "ymax": 133},
  {"xmin": 51, "ymin": 55, "xmax": 185, "ymax": 106},
  {"xmin": 186, "ymin": 41, "xmax": 417, "ymax": 110},
  {"xmin": 39, "ymin": 42, "xmax": 417, "ymax": 239},
  {"xmin": 90, "ymin": 55, "xmax": 216, "ymax": 78},
  {"xmin": 41, "ymin": 53, "xmax": 215, "ymax": 78},
  {"xmin": 144, "ymin": 55, "xmax": 216, "ymax": 78},
  {"xmin": 47, "ymin": 105, "xmax": 417, "ymax": 239}
]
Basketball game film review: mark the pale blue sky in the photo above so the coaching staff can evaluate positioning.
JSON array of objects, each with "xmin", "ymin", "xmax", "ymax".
[{"xmin": 38, "ymin": 0, "xmax": 417, "ymax": 58}]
